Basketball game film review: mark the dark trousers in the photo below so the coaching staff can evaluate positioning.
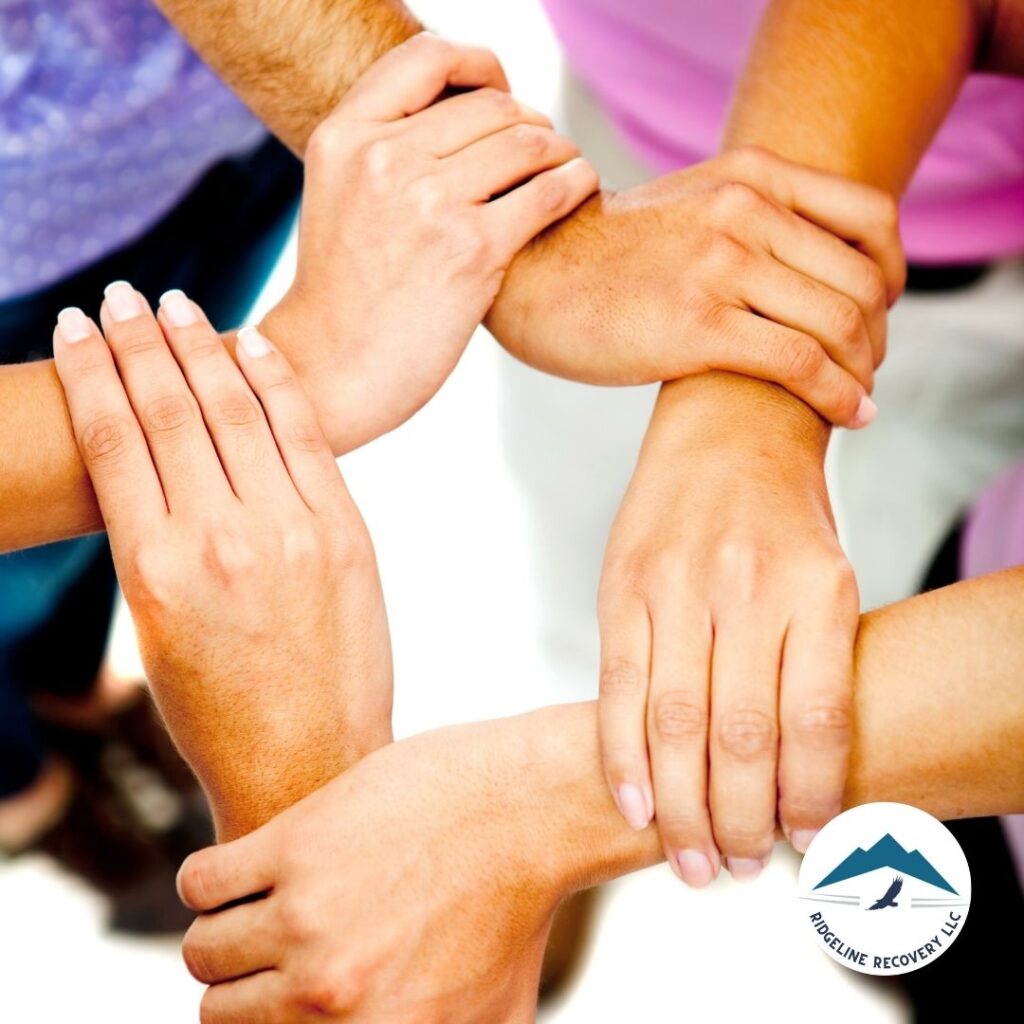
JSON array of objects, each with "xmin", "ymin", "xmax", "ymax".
[{"xmin": 0, "ymin": 135, "xmax": 302, "ymax": 798}]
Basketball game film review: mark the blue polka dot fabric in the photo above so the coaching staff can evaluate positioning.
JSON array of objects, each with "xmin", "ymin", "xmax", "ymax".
[{"xmin": 0, "ymin": 0, "xmax": 265, "ymax": 301}]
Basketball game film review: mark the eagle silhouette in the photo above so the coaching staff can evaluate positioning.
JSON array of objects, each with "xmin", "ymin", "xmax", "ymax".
[{"xmin": 867, "ymin": 875, "xmax": 903, "ymax": 910}]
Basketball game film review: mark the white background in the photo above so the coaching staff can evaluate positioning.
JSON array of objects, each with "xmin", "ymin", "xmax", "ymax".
[{"xmin": 0, "ymin": 2, "xmax": 909, "ymax": 1020}]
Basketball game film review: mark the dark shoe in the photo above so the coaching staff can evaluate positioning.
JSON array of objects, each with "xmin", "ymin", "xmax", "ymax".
[{"xmin": 539, "ymin": 887, "xmax": 600, "ymax": 1004}]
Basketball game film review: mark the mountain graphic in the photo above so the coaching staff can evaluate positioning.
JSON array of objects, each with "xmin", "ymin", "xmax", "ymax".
[{"xmin": 813, "ymin": 833, "xmax": 957, "ymax": 894}]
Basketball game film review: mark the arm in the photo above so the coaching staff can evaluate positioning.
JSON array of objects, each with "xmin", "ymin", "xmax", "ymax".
[
  {"xmin": 1, "ymin": 38, "xmax": 596, "ymax": 554},
  {"xmin": 177, "ymin": 567, "xmax": 1024, "ymax": 1022},
  {"xmin": 724, "ymin": 0, "xmax": 989, "ymax": 191},
  {"xmin": 0, "ymin": 361, "xmax": 101, "ymax": 551}
]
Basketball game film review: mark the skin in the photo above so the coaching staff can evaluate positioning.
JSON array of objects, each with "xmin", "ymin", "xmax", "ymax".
[
  {"xmin": 149, "ymin": 0, "xmax": 905, "ymax": 884},
  {"xmin": 42, "ymin": 40, "xmax": 603, "ymax": 838},
  {"xmin": 172, "ymin": 567, "xmax": 1024, "ymax": 1022},
  {"xmin": 0, "ymin": 37, "xmax": 597, "ymax": 555}
]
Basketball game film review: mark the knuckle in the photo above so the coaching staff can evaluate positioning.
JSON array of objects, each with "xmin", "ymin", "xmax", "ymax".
[
  {"xmin": 261, "ymin": 367, "xmax": 298, "ymax": 394},
  {"xmin": 512, "ymin": 122, "xmax": 549, "ymax": 158},
  {"xmin": 726, "ymin": 144, "xmax": 776, "ymax": 176},
  {"xmin": 113, "ymin": 321, "xmax": 162, "ymax": 356},
  {"xmin": 860, "ymin": 261, "xmax": 888, "ymax": 312},
  {"xmin": 210, "ymin": 393, "xmax": 261, "ymax": 429},
  {"xmin": 704, "ymin": 230, "xmax": 750, "ymax": 270},
  {"xmin": 483, "ymin": 86, "xmax": 520, "ymax": 121},
  {"xmin": 780, "ymin": 334, "xmax": 826, "ymax": 384},
  {"xmin": 202, "ymin": 529, "xmax": 259, "ymax": 588},
  {"xmin": 533, "ymin": 173, "xmax": 568, "ymax": 214},
  {"xmin": 790, "ymin": 702, "xmax": 852, "ymax": 749},
  {"xmin": 657, "ymin": 813, "xmax": 709, "ymax": 843},
  {"xmin": 307, "ymin": 119, "xmax": 347, "ymax": 168},
  {"xmin": 872, "ymin": 189, "xmax": 900, "ymax": 233},
  {"xmin": 362, "ymin": 137, "xmax": 400, "ymax": 183},
  {"xmin": 142, "ymin": 393, "xmax": 195, "ymax": 435},
  {"xmin": 287, "ymin": 418, "xmax": 327, "ymax": 453},
  {"xmin": 78, "ymin": 414, "xmax": 131, "ymax": 467},
  {"xmin": 181, "ymin": 937, "xmax": 213, "ymax": 983},
  {"xmin": 279, "ymin": 896, "xmax": 318, "ymax": 945},
  {"xmin": 599, "ymin": 657, "xmax": 646, "ymax": 698},
  {"xmin": 715, "ymin": 821, "xmax": 771, "ymax": 852},
  {"xmin": 653, "ymin": 692, "xmax": 707, "ymax": 744},
  {"xmin": 439, "ymin": 222, "xmax": 490, "ymax": 271},
  {"xmin": 409, "ymin": 174, "xmax": 447, "ymax": 219},
  {"xmin": 830, "ymin": 297, "xmax": 864, "ymax": 346},
  {"xmin": 711, "ymin": 179, "xmax": 765, "ymax": 220},
  {"xmin": 295, "ymin": 958, "xmax": 367, "ymax": 1016},
  {"xmin": 717, "ymin": 708, "xmax": 778, "ymax": 761},
  {"xmin": 198, "ymin": 994, "xmax": 218, "ymax": 1024},
  {"xmin": 713, "ymin": 538, "xmax": 764, "ymax": 597},
  {"xmin": 281, "ymin": 523, "xmax": 322, "ymax": 567}
]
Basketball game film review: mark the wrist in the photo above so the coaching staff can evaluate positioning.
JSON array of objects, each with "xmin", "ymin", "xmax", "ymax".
[
  {"xmin": 509, "ymin": 702, "xmax": 662, "ymax": 900},
  {"xmin": 651, "ymin": 371, "xmax": 831, "ymax": 467}
]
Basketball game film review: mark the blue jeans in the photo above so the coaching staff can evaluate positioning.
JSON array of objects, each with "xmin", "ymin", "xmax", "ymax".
[{"xmin": 0, "ymin": 135, "xmax": 302, "ymax": 798}]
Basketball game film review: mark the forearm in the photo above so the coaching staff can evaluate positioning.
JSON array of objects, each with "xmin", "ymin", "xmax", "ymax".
[
  {"xmin": 725, "ymin": 0, "xmax": 987, "ymax": 194},
  {"xmin": 0, "ymin": 361, "xmax": 102, "ymax": 552},
  {"xmin": 533, "ymin": 569, "xmax": 1024, "ymax": 896},
  {"xmin": 154, "ymin": 0, "xmax": 422, "ymax": 155}
]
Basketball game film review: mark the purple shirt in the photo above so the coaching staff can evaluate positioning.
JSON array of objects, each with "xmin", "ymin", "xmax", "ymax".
[
  {"xmin": 0, "ymin": 1, "xmax": 264, "ymax": 302},
  {"xmin": 541, "ymin": 0, "xmax": 1024, "ymax": 264}
]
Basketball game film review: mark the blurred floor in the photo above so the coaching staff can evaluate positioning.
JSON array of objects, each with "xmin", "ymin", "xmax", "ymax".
[{"xmin": 0, "ymin": 2, "xmax": 908, "ymax": 1021}]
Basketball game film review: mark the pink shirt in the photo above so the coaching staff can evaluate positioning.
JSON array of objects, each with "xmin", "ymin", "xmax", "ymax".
[{"xmin": 541, "ymin": 0, "xmax": 1024, "ymax": 263}]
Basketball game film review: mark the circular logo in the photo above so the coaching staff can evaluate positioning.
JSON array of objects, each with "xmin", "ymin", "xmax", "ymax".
[{"xmin": 796, "ymin": 802, "xmax": 971, "ymax": 976}]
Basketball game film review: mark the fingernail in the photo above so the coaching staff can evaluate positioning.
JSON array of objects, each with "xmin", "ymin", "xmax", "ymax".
[
  {"xmin": 726, "ymin": 856, "xmax": 767, "ymax": 882},
  {"xmin": 237, "ymin": 326, "xmax": 273, "ymax": 359},
  {"xmin": 103, "ymin": 280, "xmax": 144, "ymax": 322},
  {"xmin": 850, "ymin": 395, "xmax": 877, "ymax": 429},
  {"xmin": 616, "ymin": 783, "xmax": 652, "ymax": 831},
  {"xmin": 676, "ymin": 850, "xmax": 715, "ymax": 888},
  {"xmin": 790, "ymin": 828, "xmax": 820, "ymax": 854},
  {"xmin": 56, "ymin": 307, "xmax": 92, "ymax": 344},
  {"xmin": 159, "ymin": 289, "xmax": 198, "ymax": 327}
]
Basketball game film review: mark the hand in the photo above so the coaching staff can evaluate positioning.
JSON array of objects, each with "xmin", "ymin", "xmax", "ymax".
[
  {"xmin": 260, "ymin": 32, "xmax": 600, "ymax": 454},
  {"xmin": 597, "ymin": 374, "xmax": 858, "ymax": 883},
  {"xmin": 489, "ymin": 145, "xmax": 906, "ymax": 428},
  {"xmin": 52, "ymin": 286, "xmax": 392, "ymax": 838},
  {"xmin": 175, "ymin": 709, "xmax": 611, "ymax": 1024}
]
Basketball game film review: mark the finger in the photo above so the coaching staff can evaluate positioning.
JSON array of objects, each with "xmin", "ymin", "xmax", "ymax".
[
  {"xmin": 51, "ymin": 307, "xmax": 167, "ymax": 547},
  {"xmin": 597, "ymin": 591, "xmax": 654, "ymax": 831},
  {"xmin": 98, "ymin": 281, "xmax": 234, "ymax": 515},
  {"xmin": 445, "ymin": 125, "xmax": 581, "ymax": 202},
  {"xmin": 155, "ymin": 290, "xmax": 300, "ymax": 509},
  {"xmin": 739, "ymin": 255, "xmax": 875, "ymax": 393},
  {"xmin": 729, "ymin": 147, "xmax": 906, "ymax": 304},
  {"xmin": 757, "ymin": 208, "xmax": 890, "ymax": 367},
  {"xmin": 486, "ymin": 157, "xmax": 600, "ymax": 254},
  {"xmin": 183, "ymin": 899, "xmax": 280, "ymax": 984},
  {"xmin": 647, "ymin": 596, "xmax": 719, "ymax": 887},
  {"xmin": 715, "ymin": 309, "xmax": 876, "ymax": 429},
  {"xmin": 778, "ymin": 579, "xmax": 857, "ymax": 854},
  {"xmin": 198, "ymin": 972, "xmax": 289, "ymax": 1024},
  {"xmin": 343, "ymin": 33, "xmax": 509, "ymax": 122},
  {"xmin": 709, "ymin": 616, "xmax": 781, "ymax": 880},
  {"xmin": 177, "ymin": 832, "xmax": 275, "ymax": 912},
  {"xmin": 400, "ymin": 87, "xmax": 552, "ymax": 157},
  {"xmin": 234, "ymin": 327, "xmax": 354, "ymax": 520}
]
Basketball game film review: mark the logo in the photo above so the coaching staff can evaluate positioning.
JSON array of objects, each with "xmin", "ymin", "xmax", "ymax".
[{"xmin": 796, "ymin": 802, "xmax": 971, "ymax": 975}]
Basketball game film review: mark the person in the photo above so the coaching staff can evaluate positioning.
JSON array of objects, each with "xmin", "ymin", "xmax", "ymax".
[
  {"xmin": 50, "ymin": 264, "xmax": 1024, "ymax": 1024},
  {"xmin": 0, "ymin": 0, "xmax": 303, "ymax": 925},
  {"xmin": 153, "ymin": 0, "xmax": 918, "ymax": 886}
]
